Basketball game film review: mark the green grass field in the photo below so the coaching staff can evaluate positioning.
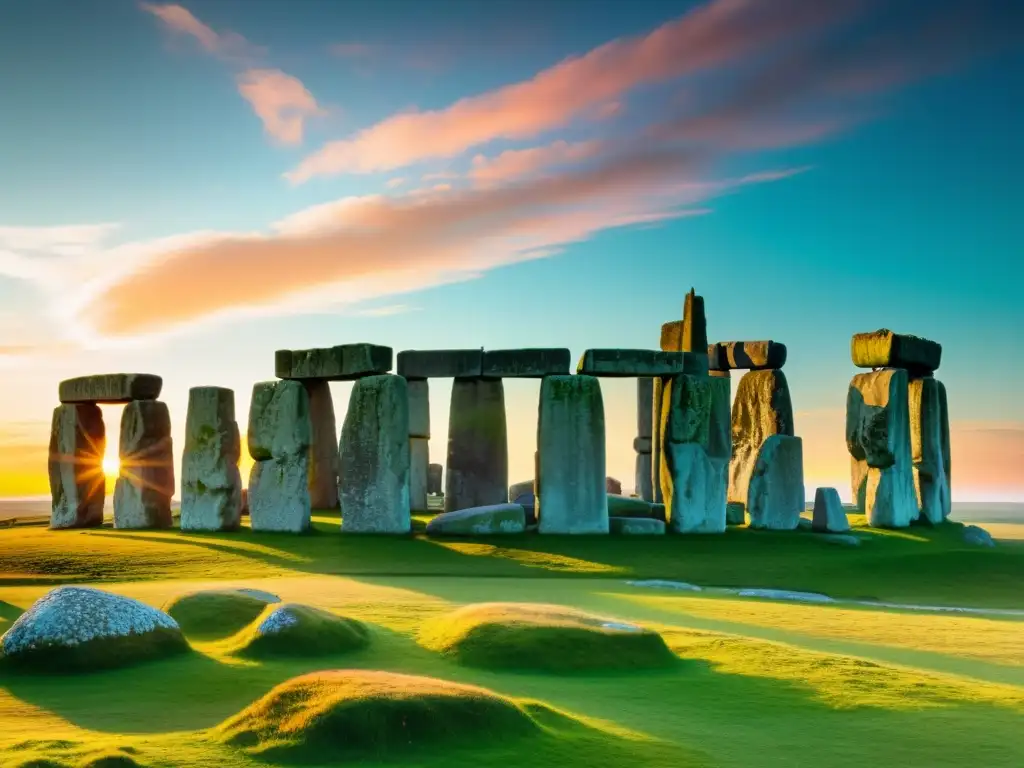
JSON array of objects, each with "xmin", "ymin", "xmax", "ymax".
[{"xmin": 0, "ymin": 512, "xmax": 1021, "ymax": 767}]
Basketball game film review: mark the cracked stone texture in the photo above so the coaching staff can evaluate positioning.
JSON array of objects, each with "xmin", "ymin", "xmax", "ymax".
[
  {"xmin": 114, "ymin": 400, "xmax": 174, "ymax": 530},
  {"xmin": 728, "ymin": 370, "xmax": 794, "ymax": 512},
  {"xmin": 747, "ymin": 435, "xmax": 804, "ymax": 531},
  {"xmin": 48, "ymin": 403, "xmax": 105, "ymax": 530},
  {"xmin": 181, "ymin": 386, "xmax": 242, "ymax": 532},
  {"xmin": 445, "ymin": 378, "xmax": 508, "ymax": 514},
  {"xmin": 659, "ymin": 374, "xmax": 713, "ymax": 447},
  {"xmin": 339, "ymin": 374, "xmax": 411, "ymax": 533},
  {"xmin": 249, "ymin": 456, "xmax": 311, "ymax": 533}
]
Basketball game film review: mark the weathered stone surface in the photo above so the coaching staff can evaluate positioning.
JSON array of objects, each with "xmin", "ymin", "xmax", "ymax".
[
  {"xmin": 511, "ymin": 492, "xmax": 537, "ymax": 525},
  {"xmin": 606, "ymin": 476, "xmax": 622, "ymax": 495},
  {"xmin": 649, "ymin": 502, "xmax": 668, "ymax": 523},
  {"xmin": 682, "ymin": 289, "xmax": 708, "ymax": 353},
  {"xmin": 608, "ymin": 494, "xmax": 658, "ymax": 519},
  {"xmin": 444, "ymin": 378, "xmax": 508, "ymax": 513},
  {"xmin": 409, "ymin": 437, "xmax": 429, "ymax": 513},
  {"xmin": 276, "ymin": 344, "xmax": 392, "ymax": 381},
  {"xmin": 59, "ymin": 373, "xmax": 162, "ymax": 404},
  {"xmin": 339, "ymin": 374, "xmax": 410, "ymax": 533},
  {"xmin": 909, "ymin": 376, "xmax": 948, "ymax": 525},
  {"xmin": 114, "ymin": 400, "xmax": 174, "ymax": 530},
  {"xmin": 425, "ymin": 503, "xmax": 525, "ymax": 535},
  {"xmin": 249, "ymin": 456, "xmax": 311, "ymax": 533},
  {"xmin": 728, "ymin": 370, "xmax": 795, "ymax": 513},
  {"xmin": 851, "ymin": 456, "xmax": 868, "ymax": 512},
  {"xmin": 635, "ymin": 452, "xmax": 653, "ymax": 501},
  {"xmin": 811, "ymin": 487, "xmax": 849, "ymax": 533},
  {"xmin": 938, "ymin": 380, "xmax": 951, "ymax": 519},
  {"xmin": 247, "ymin": 381, "xmax": 311, "ymax": 462},
  {"xmin": 610, "ymin": 517, "xmax": 665, "ymax": 535},
  {"xmin": 747, "ymin": 435, "xmax": 804, "ymax": 530},
  {"xmin": 633, "ymin": 436, "xmax": 653, "ymax": 453},
  {"xmin": 305, "ymin": 381, "xmax": 339, "ymax": 510},
  {"xmin": 397, "ymin": 349, "xmax": 482, "ymax": 379},
  {"xmin": 577, "ymin": 349, "xmax": 707, "ymax": 377},
  {"xmin": 181, "ymin": 387, "xmax": 242, "ymax": 532},
  {"xmin": 851, "ymin": 329, "xmax": 941, "ymax": 374},
  {"xmin": 662, "ymin": 443, "xmax": 726, "ymax": 534},
  {"xmin": 407, "ymin": 379, "xmax": 430, "ymax": 438},
  {"xmin": 660, "ymin": 374, "xmax": 713, "ymax": 447},
  {"xmin": 651, "ymin": 378, "xmax": 664, "ymax": 504},
  {"xmin": 427, "ymin": 463, "xmax": 443, "ymax": 495},
  {"xmin": 48, "ymin": 403, "xmax": 105, "ymax": 530},
  {"xmin": 962, "ymin": 524, "xmax": 995, "ymax": 548},
  {"xmin": 636, "ymin": 377, "xmax": 654, "ymax": 441},
  {"xmin": 726, "ymin": 501, "xmax": 745, "ymax": 525},
  {"xmin": 709, "ymin": 341, "xmax": 787, "ymax": 371},
  {"xmin": 508, "ymin": 479, "xmax": 533, "ymax": 502},
  {"xmin": 847, "ymin": 369, "xmax": 916, "ymax": 528},
  {"xmin": 707, "ymin": 376, "xmax": 732, "ymax": 461},
  {"xmin": 480, "ymin": 348, "xmax": 570, "ymax": 378},
  {"xmin": 537, "ymin": 375, "xmax": 608, "ymax": 534}
]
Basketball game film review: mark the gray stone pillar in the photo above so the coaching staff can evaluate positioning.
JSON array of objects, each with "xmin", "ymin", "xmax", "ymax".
[
  {"xmin": 304, "ymin": 380, "xmax": 339, "ymax": 511},
  {"xmin": 937, "ymin": 380, "xmax": 951, "ymax": 519},
  {"xmin": 427, "ymin": 463, "xmax": 443, "ymax": 495},
  {"xmin": 909, "ymin": 376, "xmax": 949, "ymax": 525},
  {"xmin": 48, "ymin": 403, "xmax": 105, "ymax": 529},
  {"xmin": 339, "ymin": 374, "xmax": 411, "ymax": 533},
  {"xmin": 445, "ymin": 378, "xmax": 508, "ymax": 513},
  {"xmin": 408, "ymin": 379, "xmax": 430, "ymax": 513},
  {"xmin": 537, "ymin": 375, "xmax": 608, "ymax": 534},
  {"xmin": 635, "ymin": 377, "xmax": 654, "ymax": 500},
  {"xmin": 248, "ymin": 380, "xmax": 311, "ymax": 533},
  {"xmin": 747, "ymin": 435, "xmax": 803, "ymax": 530},
  {"xmin": 651, "ymin": 377, "xmax": 664, "ymax": 503},
  {"xmin": 181, "ymin": 386, "xmax": 243, "ymax": 531},
  {"xmin": 114, "ymin": 400, "xmax": 174, "ymax": 529}
]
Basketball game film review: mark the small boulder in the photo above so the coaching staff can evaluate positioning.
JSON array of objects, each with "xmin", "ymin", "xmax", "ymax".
[
  {"xmin": 962, "ymin": 525, "xmax": 995, "ymax": 548},
  {"xmin": 234, "ymin": 603, "xmax": 370, "ymax": 658},
  {"xmin": 605, "ymin": 476, "xmax": 622, "ymax": 495},
  {"xmin": 812, "ymin": 487, "xmax": 850, "ymax": 533},
  {"xmin": 426, "ymin": 503, "xmax": 526, "ymax": 536},
  {"xmin": 508, "ymin": 479, "xmax": 534, "ymax": 502},
  {"xmin": 510, "ymin": 492, "xmax": 537, "ymax": 525},
  {"xmin": 610, "ymin": 517, "xmax": 665, "ymax": 535},
  {"xmin": 607, "ymin": 494, "xmax": 659, "ymax": 519}
]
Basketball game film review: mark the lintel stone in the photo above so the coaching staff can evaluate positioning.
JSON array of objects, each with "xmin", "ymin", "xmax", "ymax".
[
  {"xmin": 397, "ymin": 349, "xmax": 482, "ymax": 379},
  {"xmin": 59, "ymin": 373, "xmax": 162, "ymax": 404},
  {"xmin": 276, "ymin": 344, "xmax": 392, "ymax": 381},
  {"xmin": 709, "ymin": 341, "xmax": 787, "ymax": 371},
  {"xmin": 481, "ymin": 348, "xmax": 570, "ymax": 378},
  {"xmin": 577, "ymin": 349, "xmax": 706, "ymax": 377},
  {"xmin": 851, "ymin": 329, "xmax": 941, "ymax": 374}
]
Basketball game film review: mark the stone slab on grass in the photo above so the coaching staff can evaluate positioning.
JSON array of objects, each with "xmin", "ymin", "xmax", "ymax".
[
  {"xmin": 425, "ymin": 503, "xmax": 526, "ymax": 535},
  {"xmin": 610, "ymin": 516, "xmax": 665, "ymax": 535}
]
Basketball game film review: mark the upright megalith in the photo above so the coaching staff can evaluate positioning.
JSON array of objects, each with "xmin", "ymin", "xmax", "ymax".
[
  {"xmin": 938, "ymin": 380, "xmax": 951, "ymax": 516},
  {"xmin": 427, "ymin": 463, "xmax": 443, "ymax": 495},
  {"xmin": 634, "ymin": 377, "xmax": 654, "ymax": 501},
  {"xmin": 909, "ymin": 376, "xmax": 949, "ymax": 525},
  {"xmin": 537, "ymin": 375, "xmax": 608, "ymax": 534},
  {"xmin": 339, "ymin": 374, "xmax": 411, "ymax": 533},
  {"xmin": 407, "ymin": 379, "xmax": 430, "ymax": 513},
  {"xmin": 746, "ymin": 435, "xmax": 803, "ymax": 530},
  {"xmin": 114, "ymin": 400, "xmax": 174, "ymax": 529},
  {"xmin": 48, "ymin": 403, "xmax": 105, "ymax": 529},
  {"xmin": 681, "ymin": 288, "xmax": 708, "ymax": 356},
  {"xmin": 847, "ymin": 368, "xmax": 916, "ymax": 528},
  {"xmin": 247, "ymin": 380, "xmax": 311, "ymax": 533},
  {"xmin": 304, "ymin": 381, "xmax": 339, "ymax": 510},
  {"xmin": 445, "ymin": 378, "xmax": 508, "ymax": 513},
  {"xmin": 812, "ymin": 487, "xmax": 849, "ymax": 533},
  {"xmin": 181, "ymin": 386, "xmax": 243, "ymax": 532}
]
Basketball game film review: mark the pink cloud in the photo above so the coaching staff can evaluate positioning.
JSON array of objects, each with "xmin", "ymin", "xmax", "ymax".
[
  {"xmin": 287, "ymin": 0, "xmax": 857, "ymax": 181},
  {"xmin": 236, "ymin": 69, "xmax": 324, "ymax": 145},
  {"xmin": 140, "ymin": 2, "xmax": 261, "ymax": 61},
  {"xmin": 469, "ymin": 140, "xmax": 605, "ymax": 186}
]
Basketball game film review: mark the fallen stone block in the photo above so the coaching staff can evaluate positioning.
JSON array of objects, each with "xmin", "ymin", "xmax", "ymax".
[
  {"xmin": 577, "ymin": 349, "xmax": 707, "ymax": 377},
  {"xmin": 425, "ymin": 503, "xmax": 526, "ymax": 535},
  {"xmin": 304, "ymin": 380, "xmax": 339, "ymax": 510},
  {"xmin": 480, "ymin": 348, "xmax": 570, "ymax": 378},
  {"xmin": 409, "ymin": 437, "xmax": 429, "ymax": 513},
  {"xmin": 537, "ymin": 375, "xmax": 608, "ymax": 533},
  {"xmin": 445, "ymin": 378, "xmax": 508, "ymax": 513},
  {"xmin": 747, "ymin": 435, "xmax": 804, "ymax": 531},
  {"xmin": 610, "ymin": 517, "xmax": 665, "ymax": 535},
  {"xmin": 397, "ymin": 349, "xmax": 482, "ymax": 379},
  {"xmin": 909, "ymin": 376, "xmax": 948, "ymax": 525},
  {"xmin": 728, "ymin": 370, "xmax": 794, "ymax": 512},
  {"xmin": 662, "ymin": 443, "xmax": 726, "ymax": 534},
  {"xmin": 407, "ymin": 379, "xmax": 430, "ymax": 439},
  {"xmin": 709, "ymin": 341, "xmax": 787, "ymax": 371},
  {"xmin": 48, "ymin": 403, "xmax": 105, "ymax": 530},
  {"xmin": 339, "ymin": 374, "xmax": 411, "ymax": 533},
  {"xmin": 114, "ymin": 400, "xmax": 174, "ymax": 530},
  {"xmin": 181, "ymin": 387, "xmax": 243, "ymax": 532},
  {"xmin": 851, "ymin": 329, "xmax": 941, "ymax": 374},
  {"xmin": 811, "ymin": 487, "xmax": 849, "ymax": 533},
  {"xmin": 427, "ymin": 463, "xmax": 443, "ymax": 495},
  {"xmin": 508, "ymin": 479, "xmax": 533, "ymax": 502},
  {"xmin": 608, "ymin": 494, "xmax": 659, "ymax": 519},
  {"xmin": 59, "ymin": 373, "xmax": 162, "ymax": 404},
  {"xmin": 276, "ymin": 344, "xmax": 392, "ymax": 381}
]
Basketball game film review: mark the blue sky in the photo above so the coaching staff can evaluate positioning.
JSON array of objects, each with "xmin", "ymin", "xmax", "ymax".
[{"xmin": 0, "ymin": 0, "xmax": 1021, "ymax": 499}]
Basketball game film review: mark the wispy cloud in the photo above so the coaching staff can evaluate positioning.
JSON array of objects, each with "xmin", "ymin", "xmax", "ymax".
[
  {"xmin": 469, "ymin": 140, "xmax": 605, "ymax": 187},
  {"xmin": 140, "ymin": 2, "xmax": 261, "ymax": 62}
]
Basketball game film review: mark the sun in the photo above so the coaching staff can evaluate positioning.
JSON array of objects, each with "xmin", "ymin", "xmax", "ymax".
[{"xmin": 102, "ymin": 453, "xmax": 120, "ymax": 477}]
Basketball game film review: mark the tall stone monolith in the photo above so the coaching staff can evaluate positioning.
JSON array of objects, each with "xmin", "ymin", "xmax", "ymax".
[
  {"xmin": 537, "ymin": 375, "xmax": 608, "ymax": 533},
  {"xmin": 339, "ymin": 374, "xmax": 411, "ymax": 533},
  {"xmin": 181, "ymin": 386, "xmax": 242, "ymax": 532},
  {"xmin": 746, "ymin": 435, "xmax": 803, "ymax": 530},
  {"xmin": 635, "ymin": 377, "xmax": 654, "ymax": 501},
  {"xmin": 937, "ymin": 380, "xmax": 952, "ymax": 519},
  {"xmin": 909, "ymin": 376, "xmax": 949, "ymax": 525},
  {"xmin": 304, "ymin": 380, "xmax": 339, "ymax": 510},
  {"xmin": 247, "ymin": 380, "xmax": 311, "ymax": 533},
  {"xmin": 408, "ymin": 379, "xmax": 430, "ymax": 513},
  {"xmin": 445, "ymin": 378, "xmax": 508, "ymax": 513},
  {"xmin": 114, "ymin": 400, "xmax": 174, "ymax": 529},
  {"xmin": 847, "ymin": 368, "xmax": 916, "ymax": 528},
  {"xmin": 48, "ymin": 403, "xmax": 105, "ymax": 529},
  {"xmin": 728, "ymin": 370, "xmax": 794, "ymax": 514}
]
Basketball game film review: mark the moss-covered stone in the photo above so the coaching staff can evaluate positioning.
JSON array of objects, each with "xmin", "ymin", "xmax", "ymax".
[{"xmin": 425, "ymin": 504, "xmax": 526, "ymax": 536}]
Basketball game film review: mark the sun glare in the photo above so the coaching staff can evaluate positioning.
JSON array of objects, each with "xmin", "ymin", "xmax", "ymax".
[{"xmin": 102, "ymin": 454, "xmax": 120, "ymax": 477}]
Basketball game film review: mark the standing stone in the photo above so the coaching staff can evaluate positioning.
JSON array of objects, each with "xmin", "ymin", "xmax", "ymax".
[
  {"xmin": 537, "ymin": 375, "xmax": 608, "ymax": 534},
  {"xmin": 937, "ymin": 380, "xmax": 952, "ymax": 519},
  {"xmin": 181, "ymin": 387, "xmax": 242, "ymax": 532},
  {"xmin": 114, "ymin": 400, "xmax": 174, "ymax": 529},
  {"xmin": 664, "ymin": 443, "xmax": 726, "ymax": 533},
  {"xmin": 846, "ymin": 369, "xmax": 916, "ymax": 528},
  {"xmin": 427, "ymin": 463, "xmax": 443, "ymax": 495},
  {"xmin": 339, "ymin": 374, "xmax": 410, "ymax": 533},
  {"xmin": 304, "ymin": 381, "xmax": 339, "ymax": 510},
  {"xmin": 247, "ymin": 381, "xmax": 311, "ymax": 533},
  {"xmin": 851, "ymin": 456, "xmax": 868, "ymax": 512},
  {"xmin": 407, "ymin": 379, "xmax": 430, "ymax": 438},
  {"xmin": 681, "ymin": 288, "xmax": 708, "ymax": 354},
  {"xmin": 635, "ymin": 453, "xmax": 653, "ymax": 502},
  {"xmin": 747, "ymin": 435, "xmax": 804, "ymax": 530},
  {"xmin": 812, "ymin": 487, "xmax": 849, "ymax": 533},
  {"xmin": 728, "ymin": 370, "xmax": 794, "ymax": 514},
  {"xmin": 409, "ymin": 437, "xmax": 429, "ymax": 513},
  {"xmin": 909, "ymin": 376, "xmax": 948, "ymax": 525},
  {"xmin": 651, "ymin": 378, "xmax": 664, "ymax": 503},
  {"xmin": 48, "ymin": 403, "xmax": 105, "ymax": 529},
  {"xmin": 636, "ymin": 378, "xmax": 654, "ymax": 440},
  {"xmin": 445, "ymin": 378, "xmax": 508, "ymax": 513},
  {"xmin": 726, "ymin": 502, "xmax": 746, "ymax": 526}
]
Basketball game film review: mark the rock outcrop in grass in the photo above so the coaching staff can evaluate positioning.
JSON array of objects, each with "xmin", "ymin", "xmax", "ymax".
[
  {"xmin": 163, "ymin": 588, "xmax": 279, "ymax": 640},
  {"xmin": 229, "ymin": 603, "xmax": 370, "ymax": 658},
  {"xmin": 218, "ymin": 670, "xmax": 540, "ymax": 761},
  {"xmin": 419, "ymin": 602, "xmax": 676, "ymax": 672},
  {"xmin": 0, "ymin": 586, "xmax": 187, "ymax": 673}
]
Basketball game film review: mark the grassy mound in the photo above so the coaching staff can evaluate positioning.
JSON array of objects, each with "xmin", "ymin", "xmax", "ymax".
[
  {"xmin": 217, "ymin": 669, "xmax": 541, "ymax": 761},
  {"xmin": 228, "ymin": 604, "xmax": 370, "ymax": 659},
  {"xmin": 419, "ymin": 602, "xmax": 676, "ymax": 672},
  {"xmin": 163, "ymin": 589, "xmax": 276, "ymax": 640},
  {"xmin": 0, "ymin": 628, "xmax": 188, "ymax": 675}
]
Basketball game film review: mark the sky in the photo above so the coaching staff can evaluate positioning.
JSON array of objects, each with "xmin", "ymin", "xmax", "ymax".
[{"xmin": 0, "ymin": 0, "xmax": 1022, "ymax": 502}]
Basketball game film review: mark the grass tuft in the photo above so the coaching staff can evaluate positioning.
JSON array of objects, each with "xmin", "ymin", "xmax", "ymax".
[
  {"xmin": 226, "ymin": 603, "xmax": 370, "ymax": 659},
  {"xmin": 163, "ymin": 589, "xmax": 274, "ymax": 641}
]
